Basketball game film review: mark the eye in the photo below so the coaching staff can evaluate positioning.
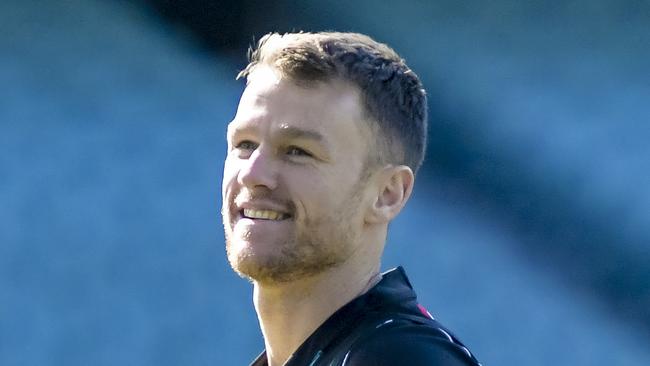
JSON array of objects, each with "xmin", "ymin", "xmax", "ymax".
[
  {"xmin": 286, "ymin": 146, "xmax": 312, "ymax": 157},
  {"xmin": 232, "ymin": 140, "xmax": 258, "ymax": 158},
  {"xmin": 235, "ymin": 140, "xmax": 258, "ymax": 151}
]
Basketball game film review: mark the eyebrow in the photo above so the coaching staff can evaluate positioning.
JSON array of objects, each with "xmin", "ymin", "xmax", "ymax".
[
  {"xmin": 228, "ymin": 122, "xmax": 325, "ymax": 143},
  {"xmin": 276, "ymin": 125, "xmax": 325, "ymax": 143}
]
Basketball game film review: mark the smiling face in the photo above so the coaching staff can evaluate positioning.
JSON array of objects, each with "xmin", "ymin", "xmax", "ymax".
[{"xmin": 222, "ymin": 66, "xmax": 375, "ymax": 285}]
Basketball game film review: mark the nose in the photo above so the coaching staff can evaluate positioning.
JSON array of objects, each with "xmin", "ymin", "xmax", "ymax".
[{"xmin": 237, "ymin": 148, "xmax": 278, "ymax": 190}]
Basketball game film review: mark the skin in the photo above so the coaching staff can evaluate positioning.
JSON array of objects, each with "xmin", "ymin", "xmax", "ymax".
[{"xmin": 222, "ymin": 65, "xmax": 415, "ymax": 366}]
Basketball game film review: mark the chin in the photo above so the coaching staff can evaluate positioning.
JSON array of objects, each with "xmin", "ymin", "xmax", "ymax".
[
  {"xmin": 223, "ymin": 216, "xmax": 359, "ymax": 285},
  {"xmin": 226, "ymin": 238, "xmax": 340, "ymax": 285},
  {"xmin": 224, "ymin": 235, "xmax": 281, "ymax": 283},
  {"xmin": 227, "ymin": 253, "xmax": 296, "ymax": 285}
]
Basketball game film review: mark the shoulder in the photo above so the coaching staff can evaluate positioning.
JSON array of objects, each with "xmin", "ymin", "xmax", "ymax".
[{"xmin": 341, "ymin": 320, "xmax": 479, "ymax": 366}]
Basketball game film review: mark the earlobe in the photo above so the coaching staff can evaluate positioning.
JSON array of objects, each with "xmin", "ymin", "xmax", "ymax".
[{"xmin": 366, "ymin": 165, "xmax": 414, "ymax": 224}]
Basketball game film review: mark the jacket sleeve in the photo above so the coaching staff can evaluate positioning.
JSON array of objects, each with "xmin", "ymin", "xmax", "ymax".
[{"xmin": 342, "ymin": 323, "xmax": 479, "ymax": 366}]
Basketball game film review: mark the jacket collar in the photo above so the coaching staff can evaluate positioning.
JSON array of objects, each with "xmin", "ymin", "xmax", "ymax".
[{"xmin": 249, "ymin": 267, "xmax": 417, "ymax": 366}]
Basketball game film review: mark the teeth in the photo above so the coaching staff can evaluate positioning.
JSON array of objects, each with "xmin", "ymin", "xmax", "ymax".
[{"xmin": 243, "ymin": 209, "xmax": 287, "ymax": 220}]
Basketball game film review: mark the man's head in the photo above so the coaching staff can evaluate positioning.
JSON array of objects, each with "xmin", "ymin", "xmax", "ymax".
[
  {"xmin": 222, "ymin": 32, "xmax": 427, "ymax": 285},
  {"xmin": 238, "ymin": 32, "xmax": 428, "ymax": 175}
]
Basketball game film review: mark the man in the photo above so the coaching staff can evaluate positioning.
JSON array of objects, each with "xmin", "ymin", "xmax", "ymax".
[{"xmin": 222, "ymin": 31, "xmax": 480, "ymax": 366}]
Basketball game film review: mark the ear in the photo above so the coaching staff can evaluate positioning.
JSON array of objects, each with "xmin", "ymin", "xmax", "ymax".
[{"xmin": 365, "ymin": 165, "xmax": 414, "ymax": 224}]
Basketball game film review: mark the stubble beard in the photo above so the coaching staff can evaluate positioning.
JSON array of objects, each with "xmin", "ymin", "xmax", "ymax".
[{"xmin": 224, "ymin": 187, "xmax": 364, "ymax": 285}]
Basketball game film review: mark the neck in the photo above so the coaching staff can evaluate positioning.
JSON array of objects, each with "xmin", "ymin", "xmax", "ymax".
[{"xmin": 253, "ymin": 254, "xmax": 382, "ymax": 366}]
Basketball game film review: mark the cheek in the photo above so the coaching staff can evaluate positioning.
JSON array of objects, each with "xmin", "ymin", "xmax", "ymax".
[
  {"xmin": 222, "ymin": 158, "xmax": 239, "ymax": 199},
  {"xmin": 295, "ymin": 174, "xmax": 344, "ymax": 214}
]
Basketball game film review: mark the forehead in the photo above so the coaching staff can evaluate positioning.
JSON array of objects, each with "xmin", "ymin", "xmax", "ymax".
[{"xmin": 229, "ymin": 67, "xmax": 371, "ymax": 145}]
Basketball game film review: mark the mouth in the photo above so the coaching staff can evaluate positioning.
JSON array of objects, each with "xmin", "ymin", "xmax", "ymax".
[{"xmin": 240, "ymin": 208, "xmax": 291, "ymax": 221}]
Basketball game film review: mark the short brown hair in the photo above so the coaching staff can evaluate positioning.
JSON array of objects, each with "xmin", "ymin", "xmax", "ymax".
[{"xmin": 237, "ymin": 32, "xmax": 427, "ymax": 175}]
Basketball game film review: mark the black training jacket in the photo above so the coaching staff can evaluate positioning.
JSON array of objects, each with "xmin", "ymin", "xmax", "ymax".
[{"xmin": 250, "ymin": 267, "xmax": 481, "ymax": 366}]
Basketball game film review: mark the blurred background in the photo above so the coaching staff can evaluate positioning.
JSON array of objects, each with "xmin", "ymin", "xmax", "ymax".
[{"xmin": 1, "ymin": 0, "xmax": 649, "ymax": 365}]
